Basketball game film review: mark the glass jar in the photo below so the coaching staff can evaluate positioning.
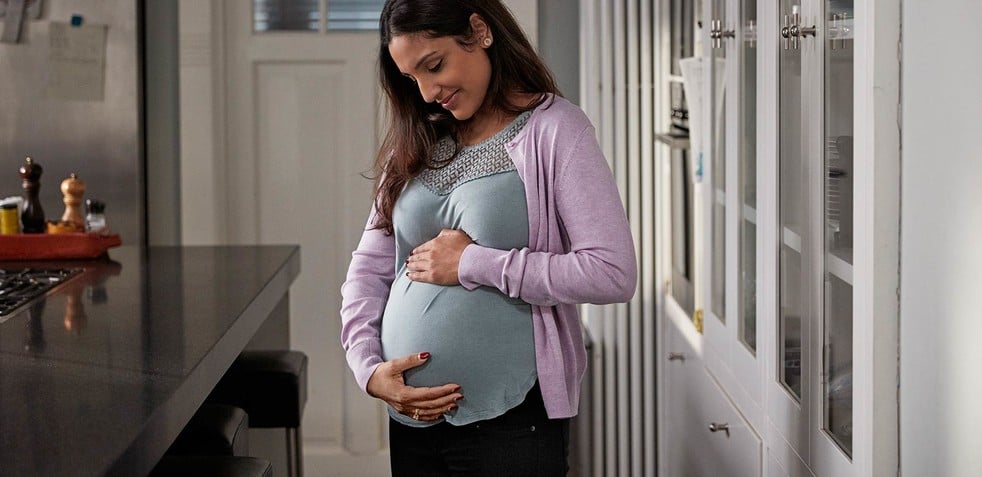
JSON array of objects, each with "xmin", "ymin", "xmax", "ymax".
[{"xmin": 85, "ymin": 199, "xmax": 107, "ymax": 234}]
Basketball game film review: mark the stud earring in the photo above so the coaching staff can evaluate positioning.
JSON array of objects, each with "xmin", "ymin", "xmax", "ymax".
[{"xmin": 483, "ymin": 37, "xmax": 492, "ymax": 47}]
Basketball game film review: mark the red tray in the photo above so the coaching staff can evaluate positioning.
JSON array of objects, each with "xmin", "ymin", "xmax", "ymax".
[{"xmin": 0, "ymin": 233, "xmax": 122, "ymax": 260}]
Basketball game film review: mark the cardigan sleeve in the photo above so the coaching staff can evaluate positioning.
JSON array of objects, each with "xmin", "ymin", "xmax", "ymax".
[
  {"xmin": 339, "ymin": 206, "xmax": 396, "ymax": 392},
  {"xmin": 457, "ymin": 125, "xmax": 637, "ymax": 306}
]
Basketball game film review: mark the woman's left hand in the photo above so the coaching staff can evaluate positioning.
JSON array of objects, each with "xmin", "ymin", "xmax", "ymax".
[{"xmin": 406, "ymin": 229, "xmax": 474, "ymax": 285}]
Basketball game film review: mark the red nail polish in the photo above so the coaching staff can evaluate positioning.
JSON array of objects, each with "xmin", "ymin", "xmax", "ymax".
[{"xmin": 419, "ymin": 352, "xmax": 431, "ymax": 360}]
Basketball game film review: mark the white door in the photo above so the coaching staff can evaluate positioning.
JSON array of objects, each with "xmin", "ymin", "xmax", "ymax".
[{"xmin": 223, "ymin": 2, "xmax": 386, "ymax": 475}]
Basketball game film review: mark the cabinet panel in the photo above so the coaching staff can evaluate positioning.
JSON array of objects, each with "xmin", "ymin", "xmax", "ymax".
[
  {"xmin": 764, "ymin": 445, "xmax": 812, "ymax": 477},
  {"xmin": 702, "ymin": 372, "xmax": 762, "ymax": 477},
  {"xmin": 664, "ymin": 322, "xmax": 710, "ymax": 477},
  {"xmin": 710, "ymin": 0, "xmax": 727, "ymax": 324},
  {"xmin": 663, "ymin": 320, "xmax": 762, "ymax": 477}
]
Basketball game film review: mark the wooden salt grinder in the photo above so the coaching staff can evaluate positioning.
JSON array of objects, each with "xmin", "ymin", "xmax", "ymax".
[{"xmin": 60, "ymin": 173, "xmax": 86, "ymax": 229}]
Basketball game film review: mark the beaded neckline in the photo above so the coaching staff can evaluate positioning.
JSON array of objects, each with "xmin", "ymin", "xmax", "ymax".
[{"xmin": 415, "ymin": 110, "xmax": 532, "ymax": 196}]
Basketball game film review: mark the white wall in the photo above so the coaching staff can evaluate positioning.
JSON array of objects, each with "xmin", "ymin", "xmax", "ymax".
[
  {"xmin": 901, "ymin": 2, "xmax": 982, "ymax": 475},
  {"xmin": 537, "ymin": 0, "xmax": 580, "ymax": 104},
  {"xmin": 503, "ymin": 0, "xmax": 537, "ymax": 47}
]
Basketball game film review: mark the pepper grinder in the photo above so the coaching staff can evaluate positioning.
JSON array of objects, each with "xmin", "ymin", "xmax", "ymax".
[
  {"xmin": 60, "ymin": 173, "xmax": 86, "ymax": 229},
  {"xmin": 18, "ymin": 157, "xmax": 46, "ymax": 234}
]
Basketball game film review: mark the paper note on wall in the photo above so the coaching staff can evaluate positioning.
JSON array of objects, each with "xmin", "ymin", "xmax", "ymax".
[
  {"xmin": 47, "ymin": 22, "xmax": 107, "ymax": 101},
  {"xmin": 679, "ymin": 57, "xmax": 704, "ymax": 183},
  {"xmin": 676, "ymin": 56, "xmax": 728, "ymax": 184}
]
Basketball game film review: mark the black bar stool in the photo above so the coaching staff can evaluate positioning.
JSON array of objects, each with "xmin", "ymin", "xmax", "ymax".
[
  {"xmin": 208, "ymin": 350, "xmax": 308, "ymax": 477},
  {"xmin": 150, "ymin": 456, "xmax": 272, "ymax": 477},
  {"xmin": 167, "ymin": 403, "xmax": 250, "ymax": 457}
]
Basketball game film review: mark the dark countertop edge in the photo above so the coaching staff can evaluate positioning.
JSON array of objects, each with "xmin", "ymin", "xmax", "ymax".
[{"xmin": 104, "ymin": 246, "xmax": 301, "ymax": 477}]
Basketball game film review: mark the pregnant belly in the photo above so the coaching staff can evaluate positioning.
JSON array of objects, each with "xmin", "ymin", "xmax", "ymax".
[{"xmin": 380, "ymin": 276, "xmax": 535, "ymax": 389}]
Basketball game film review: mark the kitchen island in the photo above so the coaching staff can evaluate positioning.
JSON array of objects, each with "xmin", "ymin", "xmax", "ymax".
[{"xmin": 0, "ymin": 245, "xmax": 300, "ymax": 477}]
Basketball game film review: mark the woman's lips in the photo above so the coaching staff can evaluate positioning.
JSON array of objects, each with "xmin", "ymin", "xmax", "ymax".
[{"xmin": 440, "ymin": 90, "xmax": 459, "ymax": 109}]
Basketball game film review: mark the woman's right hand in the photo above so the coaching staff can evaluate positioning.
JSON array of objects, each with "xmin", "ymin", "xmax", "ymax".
[{"xmin": 366, "ymin": 352, "xmax": 463, "ymax": 422}]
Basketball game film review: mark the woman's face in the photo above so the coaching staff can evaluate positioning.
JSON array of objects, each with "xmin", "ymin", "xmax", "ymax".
[{"xmin": 388, "ymin": 17, "xmax": 493, "ymax": 121}]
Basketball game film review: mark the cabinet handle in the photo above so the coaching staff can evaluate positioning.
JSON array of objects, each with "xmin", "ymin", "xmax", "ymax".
[
  {"xmin": 782, "ymin": 9, "xmax": 814, "ymax": 50},
  {"xmin": 831, "ymin": 13, "xmax": 846, "ymax": 50},
  {"xmin": 708, "ymin": 422, "xmax": 730, "ymax": 436},
  {"xmin": 781, "ymin": 14, "xmax": 791, "ymax": 50},
  {"xmin": 791, "ymin": 10, "xmax": 801, "ymax": 49},
  {"xmin": 668, "ymin": 352, "xmax": 686, "ymax": 362},
  {"xmin": 710, "ymin": 19, "xmax": 722, "ymax": 49},
  {"xmin": 746, "ymin": 19, "xmax": 757, "ymax": 48}
]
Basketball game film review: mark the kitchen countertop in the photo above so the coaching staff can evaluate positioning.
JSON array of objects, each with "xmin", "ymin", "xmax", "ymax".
[{"xmin": 0, "ymin": 245, "xmax": 301, "ymax": 477}]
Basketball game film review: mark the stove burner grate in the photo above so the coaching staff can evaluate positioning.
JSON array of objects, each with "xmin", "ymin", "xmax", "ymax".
[{"xmin": 0, "ymin": 268, "xmax": 82, "ymax": 317}]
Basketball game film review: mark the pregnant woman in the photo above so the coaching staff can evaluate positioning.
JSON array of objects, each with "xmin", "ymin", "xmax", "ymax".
[{"xmin": 340, "ymin": 1, "xmax": 636, "ymax": 475}]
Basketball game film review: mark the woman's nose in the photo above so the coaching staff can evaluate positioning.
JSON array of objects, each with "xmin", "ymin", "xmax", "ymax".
[{"xmin": 417, "ymin": 79, "xmax": 440, "ymax": 104}]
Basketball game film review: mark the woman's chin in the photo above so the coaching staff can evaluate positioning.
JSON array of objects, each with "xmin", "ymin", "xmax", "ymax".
[{"xmin": 449, "ymin": 109, "xmax": 474, "ymax": 121}]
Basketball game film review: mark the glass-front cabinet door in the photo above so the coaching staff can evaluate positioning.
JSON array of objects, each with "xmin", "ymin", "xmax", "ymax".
[
  {"xmin": 729, "ymin": 0, "xmax": 761, "ymax": 408},
  {"xmin": 769, "ymin": 0, "xmax": 816, "ymax": 466},
  {"xmin": 702, "ymin": 0, "xmax": 764, "ymax": 417},
  {"xmin": 667, "ymin": 0, "xmax": 698, "ymax": 320},
  {"xmin": 821, "ymin": 0, "xmax": 855, "ymax": 463},
  {"xmin": 738, "ymin": 0, "xmax": 758, "ymax": 358},
  {"xmin": 771, "ymin": 0, "xmax": 855, "ymax": 472},
  {"xmin": 778, "ymin": 0, "xmax": 807, "ymax": 404}
]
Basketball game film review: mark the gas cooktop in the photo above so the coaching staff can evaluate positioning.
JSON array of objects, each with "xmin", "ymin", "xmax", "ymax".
[{"xmin": 0, "ymin": 268, "xmax": 82, "ymax": 318}]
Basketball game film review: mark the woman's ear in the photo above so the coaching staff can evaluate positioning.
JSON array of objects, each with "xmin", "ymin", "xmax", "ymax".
[{"xmin": 469, "ymin": 13, "xmax": 491, "ymax": 45}]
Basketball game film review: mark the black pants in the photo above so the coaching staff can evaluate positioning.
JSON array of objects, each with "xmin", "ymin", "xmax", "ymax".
[{"xmin": 389, "ymin": 383, "xmax": 570, "ymax": 477}]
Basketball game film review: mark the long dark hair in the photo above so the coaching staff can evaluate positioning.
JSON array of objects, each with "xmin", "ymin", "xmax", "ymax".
[{"xmin": 371, "ymin": 0, "xmax": 560, "ymax": 234}]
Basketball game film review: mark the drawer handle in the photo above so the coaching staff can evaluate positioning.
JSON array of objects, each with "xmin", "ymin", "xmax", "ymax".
[
  {"xmin": 708, "ymin": 422, "xmax": 730, "ymax": 437},
  {"xmin": 668, "ymin": 352, "xmax": 686, "ymax": 362}
]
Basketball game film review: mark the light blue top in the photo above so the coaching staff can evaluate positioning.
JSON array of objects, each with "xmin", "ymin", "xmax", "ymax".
[
  {"xmin": 342, "ymin": 96, "xmax": 638, "ymax": 420},
  {"xmin": 380, "ymin": 112, "xmax": 537, "ymax": 427}
]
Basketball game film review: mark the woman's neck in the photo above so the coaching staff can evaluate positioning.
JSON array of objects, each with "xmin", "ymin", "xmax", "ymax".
[
  {"xmin": 459, "ymin": 110, "xmax": 510, "ymax": 146},
  {"xmin": 458, "ymin": 93, "xmax": 539, "ymax": 146}
]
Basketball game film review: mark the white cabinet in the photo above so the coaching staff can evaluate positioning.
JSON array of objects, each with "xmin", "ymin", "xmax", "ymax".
[
  {"xmin": 663, "ymin": 313, "xmax": 762, "ymax": 477},
  {"xmin": 769, "ymin": 0, "xmax": 856, "ymax": 473},
  {"xmin": 701, "ymin": 0, "xmax": 764, "ymax": 418},
  {"xmin": 657, "ymin": 0, "xmax": 899, "ymax": 475}
]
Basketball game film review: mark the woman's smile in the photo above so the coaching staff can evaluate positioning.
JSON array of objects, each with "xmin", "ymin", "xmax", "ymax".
[{"xmin": 439, "ymin": 90, "xmax": 460, "ymax": 109}]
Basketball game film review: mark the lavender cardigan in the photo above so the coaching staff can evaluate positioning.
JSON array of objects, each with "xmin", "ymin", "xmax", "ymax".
[{"xmin": 340, "ymin": 95, "xmax": 637, "ymax": 419}]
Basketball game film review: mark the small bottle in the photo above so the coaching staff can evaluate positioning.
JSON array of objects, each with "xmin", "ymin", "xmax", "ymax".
[
  {"xmin": 85, "ymin": 199, "xmax": 108, "ymax": 234},
  {"xmin": 0, "ymin": 202, "xmax": 20, "ymax": 235}
]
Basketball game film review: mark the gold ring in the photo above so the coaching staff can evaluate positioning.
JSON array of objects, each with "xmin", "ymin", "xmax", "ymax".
[{"xmin": 411, "ymin": 408, "xmax": 420, "ymax": 420}]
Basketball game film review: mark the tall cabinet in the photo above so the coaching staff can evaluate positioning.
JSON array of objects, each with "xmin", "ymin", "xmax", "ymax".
[{"xmin": 656, "ymin": 0, "xmax": 899, "ymax": 475}]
